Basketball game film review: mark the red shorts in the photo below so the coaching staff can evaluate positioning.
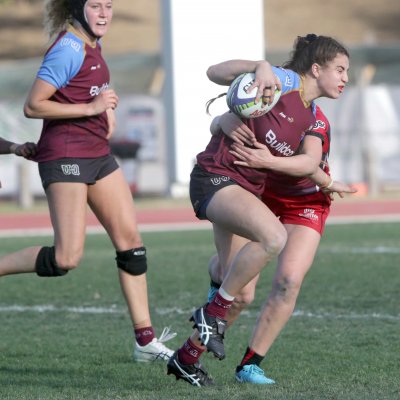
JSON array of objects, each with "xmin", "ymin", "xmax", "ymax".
[{"xmin": 262, "ymin": 190, "xmax": 331, "ymax": 235}]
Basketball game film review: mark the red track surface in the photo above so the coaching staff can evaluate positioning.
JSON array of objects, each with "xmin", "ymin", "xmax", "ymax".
[{"xmin": 0, "ymin": 198, "xmax": 399, "ymax": 232}]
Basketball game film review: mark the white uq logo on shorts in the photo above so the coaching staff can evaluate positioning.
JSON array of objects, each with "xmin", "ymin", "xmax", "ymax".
[
  {"xmin": 210, "ymin": 176, "xmax": 230, "ymax": 185},
  {"xmin": 61, "ymin": 164, "xmax": 80, "ymax": 176}
]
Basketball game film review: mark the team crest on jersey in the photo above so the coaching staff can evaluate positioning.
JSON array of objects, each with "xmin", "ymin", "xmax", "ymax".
[
  {"xmin": 61, "ymin": 164, "xmax": 80, "ymax": 176},
  {"xmin": 313, "ymin": 119, "xmax": 326, "ymax": 130}
]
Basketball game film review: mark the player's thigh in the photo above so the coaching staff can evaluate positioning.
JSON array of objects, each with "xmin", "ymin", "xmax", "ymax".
[
  {"xmin": 87, "ymin": 168, "xmax": 142, "ymax": 250},
  {"xmin": 207, "ymin": 185, "xmax": 286, "ymax": 245},
  {"xmin": 45, "ymin": 182, "xmax": 88, "ymax": 254},
  {"xmin": 275, "ymin": 224, "xmax": 321, "ymax": 281}
]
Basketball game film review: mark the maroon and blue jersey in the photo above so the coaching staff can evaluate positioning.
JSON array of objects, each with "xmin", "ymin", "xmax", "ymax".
[
  {"xmin": 264, "ymin": 105, "xmax": 331, "ymax": 196},
  {"xmin": 197, "ymin": 67, "xmax": 316, "ymax": 196},
  {"xmin": 32, "ymin": 25, "xmax": 110, "ymax": 162}
]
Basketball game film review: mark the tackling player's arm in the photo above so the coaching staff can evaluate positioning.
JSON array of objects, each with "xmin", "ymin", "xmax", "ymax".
[
  {"xmin": 230, "ymin": 134, "xmax": 322, "ymax": 176},
  {"xmin": 210, "ymin": 112, "xmax": 256, "ymax": 146}
]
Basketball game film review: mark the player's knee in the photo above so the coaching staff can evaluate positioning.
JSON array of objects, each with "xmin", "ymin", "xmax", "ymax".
[
  {"xmin": 115, "ymin": 247, "xmax": 147, "ymax": 276},
  {"xmin": 264, "ymin": 228, "xmax": 287, "ymax": 258},
  {"xmin": 35, "ymin": 246, "xmax": 69, "ymax": 277},
  {"xmin": 55, "ymin": 252, "xmax": 82, "ymax": 271},
  {"xmin": 273, "ymin": 275, "xmax": 302, "ymax": 302}
]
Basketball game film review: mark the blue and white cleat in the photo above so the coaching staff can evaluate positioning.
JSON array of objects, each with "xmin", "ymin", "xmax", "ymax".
[{"xmin": 235, "ymin": 364, "xmax": 275, "ymax": 385}]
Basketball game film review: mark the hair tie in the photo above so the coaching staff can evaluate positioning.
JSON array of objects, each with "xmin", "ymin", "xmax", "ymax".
[{"xmin": 305, "ymin": 33, "xmax": 318, "ymax": 43}]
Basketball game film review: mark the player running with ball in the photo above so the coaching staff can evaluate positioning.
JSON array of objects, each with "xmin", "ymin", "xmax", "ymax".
[{"xmin": 167, "ymin": 34, "xmax": 352, "ymax": 386}]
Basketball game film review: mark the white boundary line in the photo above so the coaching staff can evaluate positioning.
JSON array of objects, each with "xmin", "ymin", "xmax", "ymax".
[{"xmin": 0, "ymin": 304, "xmax": 398, "ymax": 321}]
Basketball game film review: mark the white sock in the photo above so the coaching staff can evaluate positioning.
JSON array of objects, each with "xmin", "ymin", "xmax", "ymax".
[{"xmin": 218, "ymin": 287, "xmax": 235, "ymax": 301}]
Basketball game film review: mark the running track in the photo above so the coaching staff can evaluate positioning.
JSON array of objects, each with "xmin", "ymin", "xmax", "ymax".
[{"xmin": 0, "ymin": 197, "xmax": 400, "ymax": 236}]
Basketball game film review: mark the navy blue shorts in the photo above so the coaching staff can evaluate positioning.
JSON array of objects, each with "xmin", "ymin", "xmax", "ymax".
[
  {"xmin": 38, "ymin": 154, "xmax": 119, "ymax": 190},
  {"xmin": 189, "ymin": 164, "xmax": 237, "ymax": 220}
]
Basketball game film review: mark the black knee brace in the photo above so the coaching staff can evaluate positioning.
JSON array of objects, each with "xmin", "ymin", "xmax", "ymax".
[
  {"xmin": 115, "ymin": 247, "xmax": 147, "ymax": 276},
  {"xmin": 35, "ymin": 246, "xmax": 68, "ymax": 277}
]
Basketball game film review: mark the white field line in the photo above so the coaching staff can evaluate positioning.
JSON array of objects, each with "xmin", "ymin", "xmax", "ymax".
[
  {"xmin": 322, "ymin": 246, "xmax": 400, "ymax": 254},
  {"xmin": 0, "ymin": 304, "xmax": 399, "ymax": 322}
]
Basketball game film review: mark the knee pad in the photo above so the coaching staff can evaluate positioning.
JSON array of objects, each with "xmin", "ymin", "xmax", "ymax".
[
  {"xmin": 35, "ymin": 246, "xmax": 68, "ymax": 277},
  {"xmin": 115, "ymin": 247, "xmax": 147, "ymax": 276}
]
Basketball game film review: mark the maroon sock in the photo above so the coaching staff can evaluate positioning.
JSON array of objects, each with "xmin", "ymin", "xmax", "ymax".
[
  {"xmin": 135, "ymin": 326, "xmax": 155, "ymax": 346},
  {"xmin": 205, "ymin": 291, "xmax": 233, "ymax": 319},
  {"xmin": 177, "ymin": 338, "xmax": 204, "ymax": 365}
]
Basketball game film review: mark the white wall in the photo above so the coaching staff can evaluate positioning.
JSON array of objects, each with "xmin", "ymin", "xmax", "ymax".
[{"xmin": 161, "ymin": 0, "xmax": 265, "ymax": 196}]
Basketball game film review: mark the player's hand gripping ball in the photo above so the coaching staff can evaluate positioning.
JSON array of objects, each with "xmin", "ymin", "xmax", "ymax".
[{"xmin": 226, "ymin": 72, "xmax": 281, "ymax": 118}]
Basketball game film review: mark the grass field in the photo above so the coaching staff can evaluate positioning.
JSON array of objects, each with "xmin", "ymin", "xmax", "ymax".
[{"xmin": 0, "ymin": 222, "xmax": 399, "ymax": 400}]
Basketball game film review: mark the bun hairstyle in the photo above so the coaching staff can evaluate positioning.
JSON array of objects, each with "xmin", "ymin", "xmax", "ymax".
[
  {"xmin": 283, "ymin": 33, "xmax": 349, "ymax": 74},
  {"xmin": 69, "ymin": 0, "xmax": 98, "ymax": 38}
]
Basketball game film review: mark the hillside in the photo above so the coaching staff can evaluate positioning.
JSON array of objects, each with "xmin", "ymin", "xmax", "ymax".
[{"xmin": 0, "ymin": 0, "xmax": 399, "ymax": 60}]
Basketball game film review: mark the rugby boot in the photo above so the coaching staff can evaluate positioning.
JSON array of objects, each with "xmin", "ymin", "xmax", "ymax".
[
  {"xmin": 167, "ymin": 351, "xmax": 215, "ymax": 387},
  {"xmin": 190, "ymin": 305, "xmax": 227, "ymax": 360}
]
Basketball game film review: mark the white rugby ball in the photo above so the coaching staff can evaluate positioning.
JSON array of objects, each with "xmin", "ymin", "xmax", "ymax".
[{"xmin": 226, "ymin": 72, "xmax": 281, "ymax": 118}]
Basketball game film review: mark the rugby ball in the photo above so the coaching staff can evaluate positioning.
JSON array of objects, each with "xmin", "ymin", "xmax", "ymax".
[{"xmin": 226, "ymin": 72, "xmax": 281, "ymax": 118}]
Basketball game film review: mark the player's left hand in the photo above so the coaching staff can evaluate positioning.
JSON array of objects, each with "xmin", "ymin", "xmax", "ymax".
[{"xmin": 322, "ymin": 181, "xmax": 358, "ymax": 198}]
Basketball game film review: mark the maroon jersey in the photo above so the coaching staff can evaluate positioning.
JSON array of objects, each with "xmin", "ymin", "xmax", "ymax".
[
  {"xmin": 32, "ymin": 26, "xmax": 110, "ymax": 162},
  {"xmin": 197, "ymin": 68, "xmax": 316, "ymax": 196},
  {"xmin": 264, "ymin": 105, "xmax": 331, "ymax": 196}
]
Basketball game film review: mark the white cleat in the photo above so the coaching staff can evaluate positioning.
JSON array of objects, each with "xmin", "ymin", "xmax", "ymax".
[{"xmin": 133, "ymin": 327, "xmax": 176, "ymax": 362}]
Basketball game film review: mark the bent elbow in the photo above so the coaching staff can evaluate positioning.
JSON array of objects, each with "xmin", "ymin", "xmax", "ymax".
[
  {"xmin": 206, "ymin": 66, "xmax": 215, "ymax": 81},
  {"xmin": 23, "ymin": 102, "xmax": 38, "ymax": 119}
]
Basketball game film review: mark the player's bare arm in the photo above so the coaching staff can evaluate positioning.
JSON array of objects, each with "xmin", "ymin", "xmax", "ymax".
[
  {"xmin": 24, "ymin": 78, "xmax": 118, "ymax": 119},
  {"xmin": 211, "ymin": 112, "xmax": 256, "ymax": 146}
]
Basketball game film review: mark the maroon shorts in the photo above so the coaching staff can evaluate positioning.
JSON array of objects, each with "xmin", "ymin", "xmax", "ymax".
[
  {"xmin": 189, "ymin": 164, "xmax": 237, "ymax": 220},
  {"xmin": 262, "ymin": 190, "xmax": 331, "ymax": 235},
  {"xmin": 38, "ymin": 154, "xmax": 119, "ymax": 190}
]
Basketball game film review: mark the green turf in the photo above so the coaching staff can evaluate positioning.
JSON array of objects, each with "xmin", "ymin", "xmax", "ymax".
[{"xmin": 0, "ymin": 223, "xmax": 399, "ymax": 399}]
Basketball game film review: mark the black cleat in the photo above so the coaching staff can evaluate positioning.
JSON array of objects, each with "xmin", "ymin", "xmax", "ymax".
[
  {"xmin": 167, "ymin": 351, "xmax": 215, "ymax": 387},
  {"xmin": 190, "ymin": 306, "xmax": 227, "ymax": 360}
]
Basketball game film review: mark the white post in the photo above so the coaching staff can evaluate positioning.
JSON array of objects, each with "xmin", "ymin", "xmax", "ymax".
[{"xmin": 161, "ymin": 0, "xmax": 265, "ymax": 196}]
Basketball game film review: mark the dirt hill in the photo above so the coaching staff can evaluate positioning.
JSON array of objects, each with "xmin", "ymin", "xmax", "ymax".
[{"xmin": 0, "ymin": 0, "xmax": 399, "ymax": 60}]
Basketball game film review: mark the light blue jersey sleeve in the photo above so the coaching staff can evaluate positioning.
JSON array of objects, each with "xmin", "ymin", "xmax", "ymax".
[
  {"xmin": 37, "ymin": 32, "xmax": 85, "ymax": 89},
  {"xmin": 272, "ymin": 66, "xmax": 302, "ymax": 94}
]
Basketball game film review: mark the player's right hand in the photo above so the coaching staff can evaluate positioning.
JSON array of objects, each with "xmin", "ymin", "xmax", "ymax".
[{"xmin": 90, "ymin": 89, "xmax": 119, "ymax": 115}]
